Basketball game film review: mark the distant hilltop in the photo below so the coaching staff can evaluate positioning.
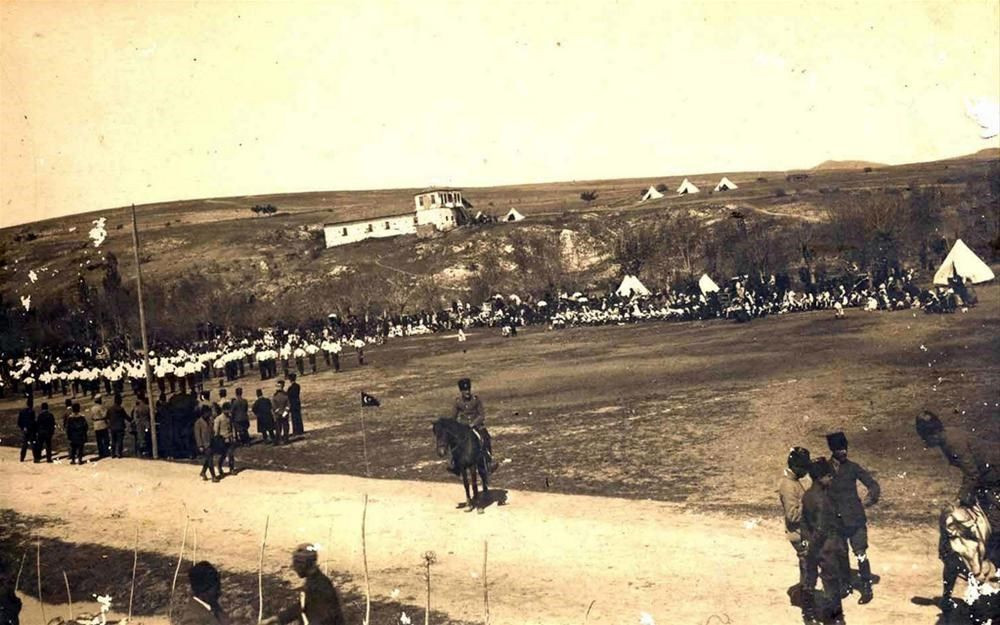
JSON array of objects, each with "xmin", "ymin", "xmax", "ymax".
[{"xmin": 811, "ymin": 160, "xmax": 888, "ymax": 171}]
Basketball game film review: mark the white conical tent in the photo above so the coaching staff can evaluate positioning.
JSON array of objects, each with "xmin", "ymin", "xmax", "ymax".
[
  {"xmin": 616, "ymin": 274, "xmax": 651, "ymax": 298},
  {"xmin": 933, "ymin": 239, "xmax": 995, "ymax": 285},
  {"xmin": 504, "ymin": 208, "xmax": 525, "ymax": 222},
  {"xmin": 641, "ymin": 186, "xmax": 664, "ymax": 201},
  {"xmin": 713, "ymin": 177, "xmax": 738, "ymax": 192},
  {"xmin": 698, "ymin": 273, "xmax": 720, "ymax": 294},
  {"xmin": 676, "ymin": 178, "xmax": 700, "ymax": 194}
]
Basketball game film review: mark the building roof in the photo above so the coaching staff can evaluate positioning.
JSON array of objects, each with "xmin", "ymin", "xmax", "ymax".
[
  {"xmin": 415, "ymin": 188, "xmax": 463, "ymax": 195},
  {"xmin": 323, "ymin": 211, "xmax": 413, "ymax": 228}
]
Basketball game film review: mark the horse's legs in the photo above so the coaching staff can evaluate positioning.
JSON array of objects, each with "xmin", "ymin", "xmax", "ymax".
[
  {"xmin": 479, "ymin": 458, "xmax": 490, "ymax": 493},
  {"xmin": 461, "ymin": 469, "xmax": 473, "ymax": 506},
  {"xmin": 471, "ymin": 467, "xmax": 480, "ymax": 501}
]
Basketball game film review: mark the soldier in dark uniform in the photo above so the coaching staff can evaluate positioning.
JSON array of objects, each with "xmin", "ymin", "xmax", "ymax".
[
  {"xmin": 453, "ymin": 378, "xmax": 497, "ymax": 473},
  {"xmin": 17, "ymin": 397, "xmax": 37, "ymax": 463},
  {"xmin": 778, "ymin": 446, "xmax": 811, "ymax": 611},
  {"xmin": 826, "ymin": 431, "xmax": 880, "ymax": 604},
  {"xmin": 173, "ymin": 560, "xmax": 229, "ymax": 625},
  {"xmin": 33, "ymin": 402, "xmax": 56, "ymax": 463},
  {"xmin": 261, "ymin": 544, "xmax": 345, "ymax": 625},
  {"xmin": 916, "ymin": 410, "xmax": 1000, "ymax": 569},
  {"xmin": 287, "ymin": 373, "xmax": 304, "ymax": 436},
  {"xmin": 801, "ymin": 458, "xmax": 847, "ymax": 625}
]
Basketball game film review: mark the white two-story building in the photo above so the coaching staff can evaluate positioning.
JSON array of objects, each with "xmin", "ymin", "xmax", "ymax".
[{"xmin": 323, "ymin": 189, "xmax": 471, "ymax": 248}]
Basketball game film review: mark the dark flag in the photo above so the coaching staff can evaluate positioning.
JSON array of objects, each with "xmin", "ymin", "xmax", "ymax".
[{"xmin": 361, "ymin": 392, "xmax": 380, "ymax": 407}]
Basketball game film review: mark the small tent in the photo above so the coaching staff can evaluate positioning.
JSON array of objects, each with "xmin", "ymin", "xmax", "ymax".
[
  {"xmin": 616, "ymin": 274, "xmax": 651, "ymax": 298},
  {"xmin": 698, "ymin": 274, "xmax": 720, "ymax": 294},
  {"xmin": 676, "ymin": 178, "xmax": 700, "ymax": 195},
  {"xmin": 504, "ymin": 208, "xmax": 525, "ymax": 222},
  {"xmin": 713, "ymin": 177, "xmax": 738, "ymax": 192},
  {"xmin": 641, "ymin": 186, "xmax": 664, "ymax": 201},
  {"xmin": 933, "ymin": 239, "xmax": 995, "ymax": 285}
]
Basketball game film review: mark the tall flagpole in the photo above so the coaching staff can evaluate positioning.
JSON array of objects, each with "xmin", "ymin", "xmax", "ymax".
[{"xmin": 130, "ymin": 204, "xmax": 159, "ymax": 459}]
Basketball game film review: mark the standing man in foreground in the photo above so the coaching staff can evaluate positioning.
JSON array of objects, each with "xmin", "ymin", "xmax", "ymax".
[
  {"xmin": 230, "ymin": 387, "xmax": 251, "ymax": 445},
  {"xmin": 260, "ymin": 544, "xmax": 345, "ymax": 625},
  {"xmin": 272, "ymin": 380, "xmax": 291, "ymax": 445},
  {"xmin": 17, "ymin": 397, "xmax": 37, "ymax": 462},
  {"xmin": 778, "ymin": 446, "xmax": 812, "ymax": 611},
  {"xmin": 826, "ymin": 431, "xmax": 880, "ymax": 604},
  {"xmin": 801, "ymin": 458, "xmax": 847, "ymax": 625},
  {"xmin": 287, "ymin": 373, "xmax": 304, "ymax": 436}
]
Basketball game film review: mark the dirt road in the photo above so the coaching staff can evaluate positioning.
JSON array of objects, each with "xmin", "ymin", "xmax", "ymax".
[{"xmin": 1, "ymin": 447, "xmax": 951, "ymax": 625}]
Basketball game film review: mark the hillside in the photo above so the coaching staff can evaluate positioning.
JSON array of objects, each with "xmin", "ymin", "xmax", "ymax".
[{"xmin": 1, "ymin": 150, "xmax": 998, "ymax": 342}]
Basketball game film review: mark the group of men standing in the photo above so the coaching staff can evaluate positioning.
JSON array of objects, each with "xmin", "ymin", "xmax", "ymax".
[
  {"xmin": 780, "ymin": 413, "xmax": 1000, "ymax": 624},
  {"xmin": 779, "ymin": 431, "xmax": 880, "ymax": 625}
]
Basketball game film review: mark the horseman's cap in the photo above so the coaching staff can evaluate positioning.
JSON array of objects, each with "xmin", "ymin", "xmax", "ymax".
[
  {"xmin": 808, "ymin": 457, "xmax": 834, "ymax": 480},
  {"xmin": 826, "ymin": 431, "xmax": 848, "ymax": 452},
  {"xmin": 787, "ymin": 446, "xmax": 811, "ymax": 472},
  {"xmin": 458, "ymin": 378, "xmax": 471, "ymax": 391}
]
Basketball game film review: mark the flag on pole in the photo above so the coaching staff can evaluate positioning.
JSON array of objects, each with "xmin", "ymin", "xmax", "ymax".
[{"xmin": 361, "ymin": 392, "xmax": 380, "ymax": 407}]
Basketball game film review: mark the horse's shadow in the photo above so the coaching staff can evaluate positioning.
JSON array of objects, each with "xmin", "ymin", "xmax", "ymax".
[
  {"xmin": 456, "ymin": 489, "xmax": 510, "ymax": 513},
  {"xmin": 911, "ymin": 595, "xmax": 1000, "ymax": 624}
]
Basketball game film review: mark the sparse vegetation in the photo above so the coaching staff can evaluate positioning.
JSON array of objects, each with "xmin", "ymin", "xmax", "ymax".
[{"xmin": 580, "ymin": 191, "xmax": 598, "ymax": 203}]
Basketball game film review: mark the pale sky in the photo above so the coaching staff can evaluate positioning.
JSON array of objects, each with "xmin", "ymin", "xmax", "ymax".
[{"xmin": 1, "ymin": 0, "xmax": 998, "ymax": 228}]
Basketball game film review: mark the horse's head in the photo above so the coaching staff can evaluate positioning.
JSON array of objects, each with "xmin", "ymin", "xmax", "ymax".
[{"xmin": 432, "ymin": 417, "xmax": 455, "ymax": 457}]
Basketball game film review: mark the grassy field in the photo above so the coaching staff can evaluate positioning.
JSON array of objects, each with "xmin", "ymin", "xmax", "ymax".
[{"xmin": 4, "ymin": 281, "xmax": 996, "ymax": 530}]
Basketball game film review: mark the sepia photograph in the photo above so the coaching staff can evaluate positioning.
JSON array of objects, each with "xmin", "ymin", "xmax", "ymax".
[{"xmin": 1, "ymin": 1, "xmax": 999, "ymax": 624}]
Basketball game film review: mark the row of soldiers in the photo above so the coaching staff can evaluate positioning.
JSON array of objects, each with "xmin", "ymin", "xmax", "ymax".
[
  {"xmin": 14, "ymin": 373, "xmax": 307, "ymax": 465},
  {"xmin": 780, "ymin": 414, "xmax": 1000, "ymax": 624}
]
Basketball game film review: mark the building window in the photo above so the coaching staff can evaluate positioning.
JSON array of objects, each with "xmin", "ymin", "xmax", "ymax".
[
  {"xmin": 413, "ymin": 215, "xmax": 418, "ymax": 224},
  {"xmin": 366, "ymin": 224, "xmax": 373, "ymax": 233},
  {"xmin": 342, "ymin": 228, "xmax": 347, "ymax": 236},
  {"xmin": 385, "ymin": 221, "xmax": 390, "ymax": 230}
]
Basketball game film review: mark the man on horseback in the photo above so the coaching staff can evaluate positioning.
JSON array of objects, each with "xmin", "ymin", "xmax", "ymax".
[{"xmin": 453, "ymin": 378, "xmax": 498, "ymax": 473}]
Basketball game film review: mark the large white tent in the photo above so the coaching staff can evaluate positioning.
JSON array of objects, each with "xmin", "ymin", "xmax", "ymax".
[
  {"xmin": 698, "ymin": 273, "xmax": 720, "ymax": 294},
  {"xmin": 616, "ymin": 274, "xmax": 650, "ymax": 298},
  {"xmin": 504, "ymin": 208, "xmax": 525, "ymax": 222},
  {"xmin": 713, "ymin": 177, "xmax": 738, "ymax": 192},
  {"xmin": 641, "ymin": 186, "xmax": 664, "ymax": 201},
  {"xmin": 933, "ymin": 239, "xmax": 995, "ymax": 285},
  {"xmin": 676, "ymin": 178, "xmax": 700, "ymax": 195}
]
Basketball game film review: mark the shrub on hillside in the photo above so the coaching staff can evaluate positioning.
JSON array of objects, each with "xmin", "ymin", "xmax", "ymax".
[
  {"xmin": 774, "ymin": 188, "xmax": 787, "ymax": 198},
  {"xmin": 580, "ymin": 191, "xmax": 598, "ymax": 203}
]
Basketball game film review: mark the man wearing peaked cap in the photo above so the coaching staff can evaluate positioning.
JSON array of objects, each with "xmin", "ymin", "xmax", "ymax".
[
  {"xmin": 260, "ymin": 544, "xmax": 345, "ymax": 625},
  {"xmin": 826, "ymin": 431, "xmax": 880, "ymax": 605},
  {"xmin": 777, "ymin": 446, "xmax": 812, "ymax": 617},
  {"xmin": 453, "ymin": 378, "xmax": 498, "ymax": 473}
]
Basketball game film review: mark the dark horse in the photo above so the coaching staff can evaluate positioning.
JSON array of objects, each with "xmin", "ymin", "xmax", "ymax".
[{"xmin": 433, "ymin": 417, "xmax": 489, "ymax": 511}]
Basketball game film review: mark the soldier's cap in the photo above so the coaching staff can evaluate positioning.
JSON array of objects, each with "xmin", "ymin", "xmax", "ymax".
[
  {"xmin": 787, "ymin": 447, "xmax": 811, "ymax": 472},
  {"xmin": 276, "ymin": 380, "xmax": 285, "ymax": 387},
  {"xmin": 808, "ymin": 457, "xmax": 834, "ymax": 480},
  {"xmin": 189, "ymin": 561, "xmax": 220, "ymax": 594},
  {"xmin": 826, "ymin": 431, "xmax": 848, "ymax": 452},
  {"xmin": 915, "ymin": 410, "xmax": 944, "ymax": 439},
  {"xmin": 293, "ymin": 543, "xmax": 319, "ymax": 563},
  {"xmin": 458, "ymin": 378, "xmax": 472, "ymax": 391}
]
